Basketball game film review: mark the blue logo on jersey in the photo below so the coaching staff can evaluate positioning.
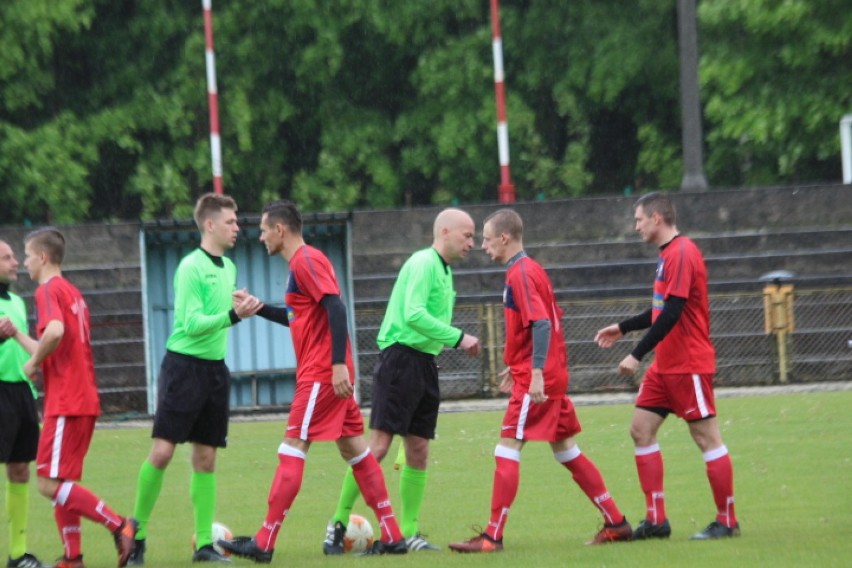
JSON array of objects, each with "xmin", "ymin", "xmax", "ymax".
[{"xmin": 504, "ymin": 284, "xmax": 518, "ymax": 311}]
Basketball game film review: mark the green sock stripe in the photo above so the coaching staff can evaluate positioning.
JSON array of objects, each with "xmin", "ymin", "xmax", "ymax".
[
  {"xmin": 333, "ymin": 467, "xmax": 360, "ymax": 525},
  {"xmin": 191, "ymin": 471, "xmax": 217, "ymax": 548},
  {"xmin": 7, "ymin": 481, "xmax": 29, "ymax": 559},
  {"xmin": 133, "ymin": 461, "xmax": 166, "ymax": 540},
  {"xmin": 400, "ymin": 465, "xmax": 428, "ymax": 538}
]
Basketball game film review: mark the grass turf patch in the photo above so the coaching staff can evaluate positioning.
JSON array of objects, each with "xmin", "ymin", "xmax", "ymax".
[{"xmin": 3, "ymin": 390, "xmax": 851, "ymax": 567}]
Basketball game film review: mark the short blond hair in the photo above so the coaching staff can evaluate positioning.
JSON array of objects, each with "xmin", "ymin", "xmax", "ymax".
[
  {"xmin": 194, "ymin": 193, "xmax": 238, "ymax": 230},
  {"xmin": 25, "ymin": 228, "xmax": 66, "ymax": 265}
]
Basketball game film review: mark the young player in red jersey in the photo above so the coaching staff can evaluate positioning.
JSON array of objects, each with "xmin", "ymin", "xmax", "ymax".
[
  {"xmin": 449, "ymin": 209, "xmax": 631, "ymax": 553},
  {"xmin": 6, "ymin": 228, "xmax": 136, "ymax": 568},
  {"xmin": 595, "ymin": 192, "xmax": 739, "ymax": 540},
  {"xmin": 218, "ymin": 200, "xmax": 407, "ymax": 562}
]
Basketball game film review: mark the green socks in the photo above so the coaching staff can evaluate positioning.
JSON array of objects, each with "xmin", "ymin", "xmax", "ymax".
[
  {"xmin": 400, "ymin": 465, "xmax": 428, "ymax": 538},
  {"xmin": 332, "ymin": 467, "xmax": 360, "ymax": 525},
  {"xmin": 7, "ymin": 481, "xmax": 29, "ymax": 559},
  {"xmin": 191, "ymin": 471, "xmax": 217, "ymax": 548},
  {"xmin": 133, "ymin": 460, "xmax": 165, "ymax": 540}
]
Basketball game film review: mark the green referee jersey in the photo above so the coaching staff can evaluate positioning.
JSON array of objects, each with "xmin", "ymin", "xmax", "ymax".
[
  {"xmin": 376, "ymin": 247, "xmax": 462, "ymax": 356},
  {"xmin": 166, "ymin": 248, "xmax": 237, "ymax": 360},
  {"xmin": 0, "ymin": 291, "xmax": 37, "ymax": 396}
]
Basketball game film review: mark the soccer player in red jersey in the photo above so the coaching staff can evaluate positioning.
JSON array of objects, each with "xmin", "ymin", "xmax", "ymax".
[
  {"xmin": 218, "ymin": 200, "xmax": 407, "ymax": 562},
  {"xmin": 6, "ymin": 228, "xmax": 136, "ymax": 568},
  {"xmin": 449, "ymin": 209, "xmax": 631, "ymax": 553},
  {"xmin": 595, "ymin": 192, "xmax": 739, "ymax": 540}
]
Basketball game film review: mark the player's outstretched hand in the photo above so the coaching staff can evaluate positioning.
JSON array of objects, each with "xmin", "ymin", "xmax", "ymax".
[
  {"xmin": 459, "ymin": 333, "xmax": 481, "ymax": 357},
  {"xmin": 618, "ymin": 354, "xmax": 640, "ymax": 376},
  {"xmin": 594, "ymin": 324, "xmax": 623, "ymax": 348},
  {"xmin": 0, "ymin": 317, "xmax": 15, "ymax": 339},
  {"xmin": 233, "ymin": 292, "xmax": 262, "ymax": 319}
]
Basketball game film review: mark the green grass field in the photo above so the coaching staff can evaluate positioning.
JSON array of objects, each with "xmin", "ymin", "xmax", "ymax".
[{"xmin": 3, "ymin": 390, "xmax": 851, "ymax": 567}]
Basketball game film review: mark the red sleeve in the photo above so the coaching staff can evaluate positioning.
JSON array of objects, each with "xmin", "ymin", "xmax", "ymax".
[
  {"xmin": 35, "ymin": 282, "xmax": 63, "ymax": 336},
  {"xmin": 511, "ymin": 260, "xmax": 549, "ymax": 326},
  {"xmin": 664, "ymin": 239, "xmax": 694, "ymax": 300},
  {"xmin": 293, "ymin": 248, "xmax": 340, "ymax": 303}
]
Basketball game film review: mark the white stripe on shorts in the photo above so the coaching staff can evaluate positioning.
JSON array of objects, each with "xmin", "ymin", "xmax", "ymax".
[
  {"xmin": 516, "ymin": 394, "xmax": 531, "ymax": 440},
  {"xmin": 51, "ymin": 417, "xmax": 65, "ymax": 479},
  {"xmin": 300, "ymin": 382, "xmax": 322, "ymax": 440},
  {"xmin": 692, "ymin": 374, "xmax": 710, "ymax": 418}
]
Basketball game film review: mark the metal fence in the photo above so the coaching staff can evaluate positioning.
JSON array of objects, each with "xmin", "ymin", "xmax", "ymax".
[{"xmin": 354, "ymin": 287, "xmax": 852, "ymax": 404}]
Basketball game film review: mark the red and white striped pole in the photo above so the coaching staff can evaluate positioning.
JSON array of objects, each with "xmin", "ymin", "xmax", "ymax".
[
  {"xmin": 490, "ymin": 0, "xmax": 515, "ymax": 204},
  {"xmin": 202, "ymin": 0, "xmax": 223, "ymax": 194}
]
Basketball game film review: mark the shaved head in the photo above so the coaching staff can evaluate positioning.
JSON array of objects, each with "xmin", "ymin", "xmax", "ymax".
[
  {"xmin": 432, "ymin": 208, "xmax": 475, "ymax": 264},
  {"xmin": 433, "ymin": 208, "xmax": 473, "ymax": 239}
]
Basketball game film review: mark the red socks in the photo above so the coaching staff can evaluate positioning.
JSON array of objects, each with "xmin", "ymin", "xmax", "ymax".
[
  {"xmin": 635, "ymin": 444, "xmax": 667, "ymax": 524},
  {"xmin": 704, "ymin": 446, "xmax": 737, "ymax": 527},
  {"xmin": 255, "ymin": 445, "xmax": 306, "ymax": 551},
  {"xmin": 486, "ymin": 446, "xmax": 521, "ymax": 541},
  {"xmin": 52, "ymin": 481, "xmax": 123, "ymax": 559},
  {"xmin": 351, "ymin": 450, "xmax": 403, "ymax": 543},
  {"xmin": 558, "ymin": 448, "xmax": 625, "ymax": 526}
]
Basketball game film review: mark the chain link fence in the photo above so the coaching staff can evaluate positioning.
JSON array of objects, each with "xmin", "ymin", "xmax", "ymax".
[{"xmin": 354, "ymin": 287, "xmax": 852, "ymax": 404}]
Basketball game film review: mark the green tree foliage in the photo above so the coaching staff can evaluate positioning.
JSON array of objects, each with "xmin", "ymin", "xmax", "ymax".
[
  {"xmin": 0, "ymin": 0, "xmax": 849, "ymax": 223},
  {"xmin": 699, "ymin": 0, "xmax": 852, "ymax": 186}
]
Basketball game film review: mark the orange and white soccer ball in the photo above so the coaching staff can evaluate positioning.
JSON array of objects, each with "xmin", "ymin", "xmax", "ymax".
[
  {"xmin": 192, "ymin": 522, "xmax": 233, "ymax": 556},
  {"xmin": 343, "ymin": 514, "xmax": 374, "ymax": 553}
]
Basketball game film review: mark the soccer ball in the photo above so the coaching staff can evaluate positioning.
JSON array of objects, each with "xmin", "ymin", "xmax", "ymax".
[
  {"xmin": 343, "ymin": 514, "xmax": 374, "ymax": 553},
  {"xmin": 192, "ymin": 522, "xmax": 233, "ymax": 556}
]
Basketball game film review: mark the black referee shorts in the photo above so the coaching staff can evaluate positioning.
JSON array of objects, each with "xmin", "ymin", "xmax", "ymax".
[
  {"xmin": 0, "ymin": 381, "xmax": 40, "ymax": 463},
  {"xmin": 152, "ymin": 350, "xmax": 230, "ymax": 448},
  {"xmin": 369, "ymin": 343, "xmax": 440, "ymax": 439}
]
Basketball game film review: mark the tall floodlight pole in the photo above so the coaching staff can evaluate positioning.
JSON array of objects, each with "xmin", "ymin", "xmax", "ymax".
[
  {"xmin": 490, "ymin": 0, "xmax": 516, "ymax": 203},
  {"xmin": 202, "ymin": 0, "xmax": 223, "ymax": 194},
  {"xmin": 678, "ymin": 0, "xmax": 708, "ymax": 191}
]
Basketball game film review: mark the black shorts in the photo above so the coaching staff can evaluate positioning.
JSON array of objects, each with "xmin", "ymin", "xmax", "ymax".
[
  {"xmin": 0, "ymin": 381, "xmax": 40, "ymax": 463},
  {"xmin": 369, "ymin": 343, "xmax": 440, "ymax": 439},
  {"xmin": 152, "ymin": 350, "xmax": 230, "ymax": 448}
]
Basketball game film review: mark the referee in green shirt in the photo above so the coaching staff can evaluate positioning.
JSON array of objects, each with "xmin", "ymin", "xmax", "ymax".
[
  {"xmin": 130, "ymin": 193, "xmax": 261, "ymax": 565},
  {"xmin": 0, "ymin": 239, "xmax": 47, "ymax": 568},
  {"xmin": 323, "ymin": 208, "xmax": 481, "ymax": 554}
]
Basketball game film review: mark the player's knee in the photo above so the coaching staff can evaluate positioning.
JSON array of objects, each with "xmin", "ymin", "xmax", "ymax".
[
  {"xmin": 6, "ymin": 462, "xmax": 30, "ymax": 483},
  {"xmin": 36, "ymin": 477, "xmax": 57, "ymax": 499}
]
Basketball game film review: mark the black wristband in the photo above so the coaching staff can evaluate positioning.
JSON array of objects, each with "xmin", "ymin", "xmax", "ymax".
[
  {"xmin": 454, "ymin": 330, "xmax": 464, "ymax": 348},
  {"xmin": 228, "ymin": 309, "xmax": 241, "ymax": 325}
]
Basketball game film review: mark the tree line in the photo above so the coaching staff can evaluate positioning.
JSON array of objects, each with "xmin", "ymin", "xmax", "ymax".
[{"xmin": 1, "ymin": 0, "xmax": 849, "ymax": 224}]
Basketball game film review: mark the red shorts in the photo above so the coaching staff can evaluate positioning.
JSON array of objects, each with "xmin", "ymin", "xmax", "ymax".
[
  {"xmin": 500, "ymin": 391, "xmax": 582, "ymax": 442},
  {"xmin": 636, "ymin": 369, "xmax": 717, "ymax": 421},
  {"xmin": 285, "ymin": 381, "xmax": 365, "ymax": 442},
  {"xmin": 36, "ymin": 416, "xmax": 97, "ymax": 481}
]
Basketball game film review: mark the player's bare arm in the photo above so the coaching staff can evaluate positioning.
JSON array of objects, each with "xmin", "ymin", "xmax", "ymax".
[
  {"xmin": 594, "ymin": 324, "xmax": 623, "ymax": 348},
  {"xmin": 23, "ymin": 319, "xmax": 63, "ymax": 377}
]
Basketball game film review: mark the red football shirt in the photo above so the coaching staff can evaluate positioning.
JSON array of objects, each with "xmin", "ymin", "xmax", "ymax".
[
  {"xmin": 285, "ymin": 245, "xmax": 354, "ymax": 384},
  {"xmin": 650, "ymin": 236, "xmax": 716, "ymax": 374},
  {"xmin": 35, "ymin": 276, "xmax": 100, "ymax": 417},
  {"xmin": 502, "ymin": 255, "xmax": 568, "ymax": 397}
]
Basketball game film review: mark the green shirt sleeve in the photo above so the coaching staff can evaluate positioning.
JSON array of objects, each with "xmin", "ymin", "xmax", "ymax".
[
  {"xmin": 401, "ymin": 255, "xmax": 461, "ymax": 345},
  {"xmin": 175, "ymin": 262, "xmax": 232, "ymax": 337}
]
